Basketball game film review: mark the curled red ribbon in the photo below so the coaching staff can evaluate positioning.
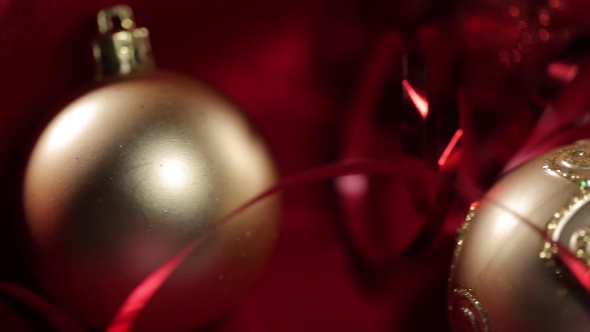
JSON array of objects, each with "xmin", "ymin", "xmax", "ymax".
[
  {"xmin": 0, "ymin": 158, "xmax": 589, "ymax": 331},
  {"xmin": 105, "ymin": 159, "xmax": 440, "ymax": 332}
]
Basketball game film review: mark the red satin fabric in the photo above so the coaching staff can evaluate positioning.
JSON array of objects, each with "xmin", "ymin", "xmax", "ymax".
[{"xmin": 2, "ymin": 1, "xmax": 590, "ymax": 331}]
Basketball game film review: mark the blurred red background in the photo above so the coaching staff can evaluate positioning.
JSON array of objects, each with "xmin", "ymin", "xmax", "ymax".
[{"xmin": 3, "ymin": 0, "xmax": 590, "ymax": 331}]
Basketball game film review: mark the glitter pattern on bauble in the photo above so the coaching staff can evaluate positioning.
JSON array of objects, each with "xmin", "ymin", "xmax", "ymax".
[{"xmin": 449, "ymin": 143, "xmax": 590, "ymax": 332}]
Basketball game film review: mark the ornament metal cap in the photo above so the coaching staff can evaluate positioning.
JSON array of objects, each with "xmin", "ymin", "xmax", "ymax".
[{"xmin": 92, "ymin": 5, "xmax": 155, "ymax": 79}]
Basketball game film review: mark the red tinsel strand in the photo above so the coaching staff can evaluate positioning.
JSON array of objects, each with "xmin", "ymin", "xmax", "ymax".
[
  {"xmin": 107, "ymin": 158, "xmax": 589, "ymax": 332},
  {"xmin": 0, "ymin": 158, "xmax": 587, "ymax": 331},
  {"xmin": 106, "ymin": 159, "xmax": 437, "ymax": 332}
]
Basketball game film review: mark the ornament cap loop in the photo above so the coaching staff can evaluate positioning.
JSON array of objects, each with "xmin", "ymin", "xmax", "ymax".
[{"xmin": 93, "ymin": 5, "xmax": 155, "ymax": 79}]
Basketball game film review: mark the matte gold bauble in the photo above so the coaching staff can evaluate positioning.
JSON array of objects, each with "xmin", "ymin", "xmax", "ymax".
[
  {"xmin": 449, "ymin": 143, "xmax": 590, "ymax": 332},
  {"xmin": 22, "ymin": 6, "xmax": 280, "ymax": 332}
]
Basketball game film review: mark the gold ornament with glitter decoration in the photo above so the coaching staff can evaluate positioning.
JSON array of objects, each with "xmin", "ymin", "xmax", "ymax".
[
  {"xmin": 448, "ymin": 203, "xmax": 492, "ymax": 332},
  {"xmin": 449, "ymin": 142, "xmax": 590, "ymax": 331},
  {"xmin": 447, "ymin": 285, "xmax": 491, "ymax": 332},
  {"xmin": 449, "ymin": 202, "xmax": 478, "ymax": 283},
  {"xmin": 543, "ymin": 145, "xmax": 590, "ymax": 188},
  {"xmin": 22, "ymin": 5, "xmax": 280, "ymax": 332}
]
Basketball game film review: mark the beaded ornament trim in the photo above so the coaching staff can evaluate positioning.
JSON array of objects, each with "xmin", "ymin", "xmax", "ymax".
[
  {"xmin": 448, "ymin": 285, "xmax": 492, "ymax": 332},
  {"xmin": 542, "ymin": 145, "xmax": 590, "ymax": 267}
]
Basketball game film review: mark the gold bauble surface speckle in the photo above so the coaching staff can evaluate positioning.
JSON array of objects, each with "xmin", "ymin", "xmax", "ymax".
[
  {"xmin": 23, "ymin": 71, "xmax": 280, "ymax": 332},
  {"xmin": 449, "ymin": 144, "xmax": 590, "ymax": 332}
]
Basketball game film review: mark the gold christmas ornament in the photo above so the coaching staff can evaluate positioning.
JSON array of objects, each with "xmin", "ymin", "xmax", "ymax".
[
  {"xmin": 22, "ymin": 5, "xmax": 280, "ymax": 332},
  {"xmin": 449, "ymin": 143, "xmax": 590, "ymax": 332}
]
